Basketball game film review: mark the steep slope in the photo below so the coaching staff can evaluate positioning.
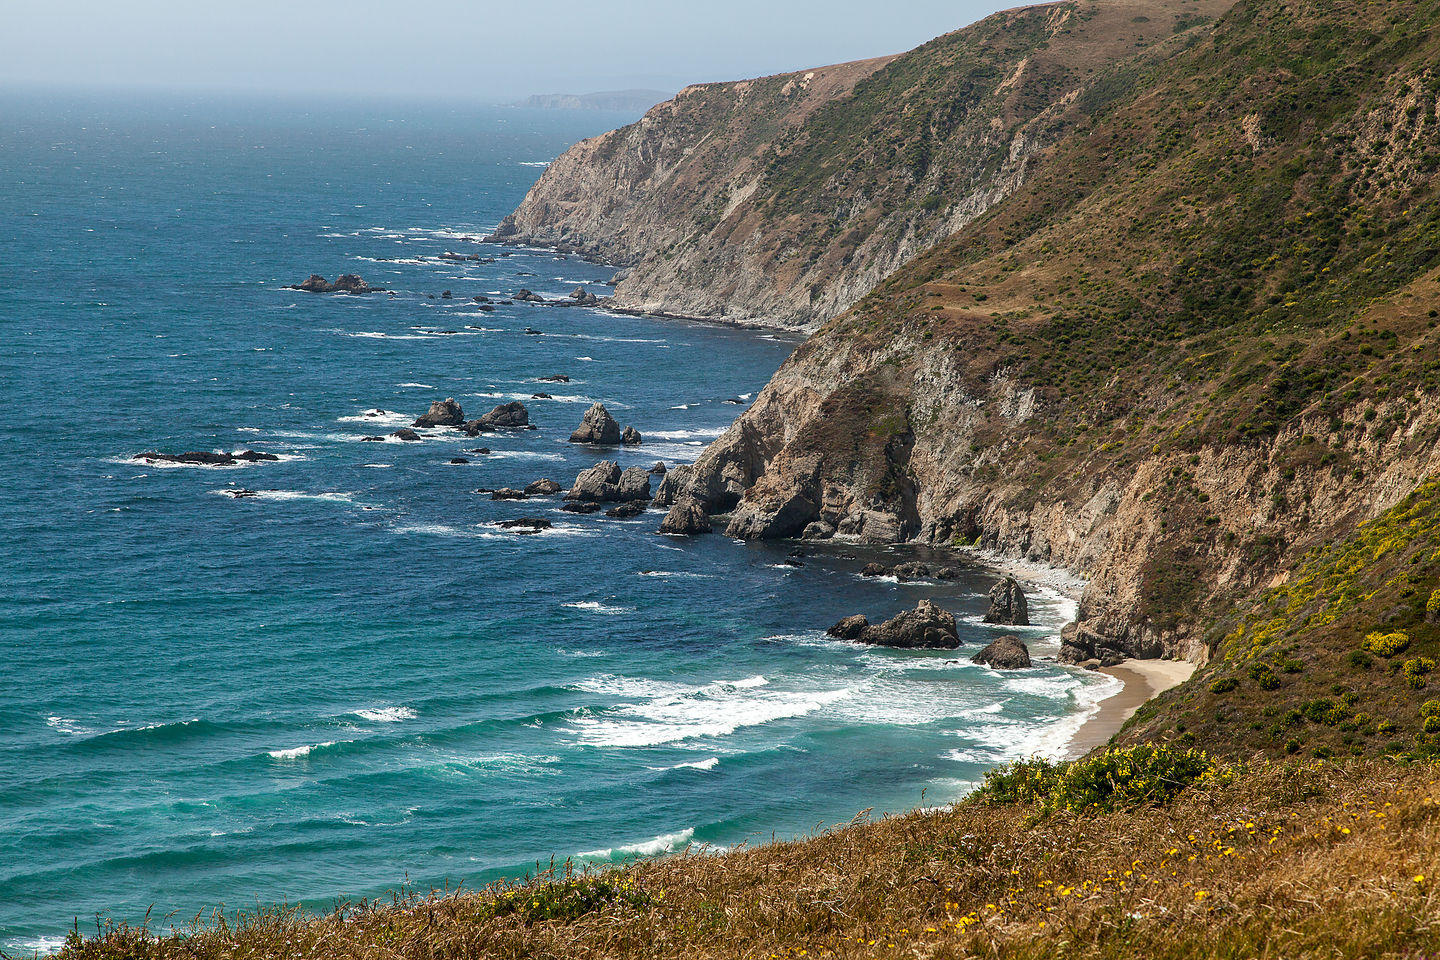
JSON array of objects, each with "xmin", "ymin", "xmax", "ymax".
[
  {"xmin": 659, "ymin": 0, "xmax": 1440, "ymax": 735},
  {"xmin": 494, "ymin": 0, "xmax": 1234, "ymax": 329}
]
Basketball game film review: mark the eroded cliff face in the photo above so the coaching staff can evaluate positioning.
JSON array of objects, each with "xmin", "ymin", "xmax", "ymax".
[
  {"xmin": 495, "ymin": 0, "xmax": 1235, "ymax": 330},
  {"xmin": 653, "ymin": 0, "xmax": 1440, "ymax": 666}
]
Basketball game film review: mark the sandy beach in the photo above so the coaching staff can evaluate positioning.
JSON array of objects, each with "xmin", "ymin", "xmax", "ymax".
[{"xmin": 1063, "ymin": 659, "xmax": 1197, "ymax": 759}]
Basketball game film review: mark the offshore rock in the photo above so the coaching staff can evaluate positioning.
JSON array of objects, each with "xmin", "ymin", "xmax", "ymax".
[
  {"xmin": 622, "ymin": 425, "xmax": 643, "ymax": 446},
  {"xmin": 984, "ymin": 577, "xmax": 1030, "ymax": 626},
  {"xmin": 288, "ymin": 273, "xmax": 383, "ymax": 294},
  {"xmin": 413, "ymin": 398, "xmax": 465, "ymax": 428},
  {"xmin": 569, "ymin": 403, "xmax": 622, "ymax": 444},
  {"xmin": 606, "ymin": 503, "xmax": 646, "ymax": 519},
  {"xmin": 825, "ymin": 614, "xmax": 871, "ymax": 642},
  {"xmin": 972, "ymin": 635, "xmax": 1033, "ymax": 670},
  {"xmin": 658, "ymin": 498, "xmax": 712, "ymax": 535},
  {"xmin": 565, "ymin": 462, "xmax": 651, "ymax": 503},
  {"xmin": 852, "ymin": 600, "xmax": 960, "ymax": 649},
  {"xmin": 524, "ymin": 479, "xmax": 563, "ymax": 496},
  {"xmin": 390, "ymin": 429, "xmax": 422, "ymax": 442},
  {"xmin": 471, "ymin": 401, "xmax": 530, "ymax": 431}
]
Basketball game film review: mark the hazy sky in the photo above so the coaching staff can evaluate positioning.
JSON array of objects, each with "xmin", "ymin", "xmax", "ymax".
[{"xmin": 1, "ymin": 1, "xmax": 1016, "ymax": 102}]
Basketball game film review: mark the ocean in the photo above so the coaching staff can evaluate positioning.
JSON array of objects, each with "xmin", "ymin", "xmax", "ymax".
[{"xmin": 0, "ymin": 91, "xmax": 1116, "ymax": 953}]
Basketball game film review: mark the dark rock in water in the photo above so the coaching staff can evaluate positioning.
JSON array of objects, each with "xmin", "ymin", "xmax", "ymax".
[
  {"xmin": 562, "ymin": 501, "xmax": 603, "ymax": 514},
  {"xmin": 569, "ymin": 402, "xmax": 622, "ymax": 444},
  {"xmin": 934, "ymin": 567, "xmax": 961, "ymax": 581},
  {"xmin": 659, "ymin": 498, "xmax": 712, "ymax": 535},
  {"xmin": 569, "ymin": 286, "xmax": 599, "ymax": 306},
  {"xmin": 441, "ymin": 290, "xmax": 452, "ymax": 299},
  {"xmin": 472, "ymin": 401, "xmax": 529, "ymax": 430},
  {"xmin": 802, "ymin": 520, "xmax": 835, "ymax": 540},
  {"xmin": 225, "ymin": 488, "xmax": 259, "ymax": 499},
  {"xmin": 972, "ymin": 635, "xmax": 1032, "ymax": 669},
  {"xmin": 449, "ymin": 457, "xmax": 471, "ymax": 465},
  {"xmin": 606, "ymin": 503, "xmax": 646, "ymax": 519},
  {"xmin": 537, "ymin": 374, "xmax": 571, "ymax": 383},
  {"xmin": 133, "ymin": 450, "xmax": 278, "ymax": 465},
  {"xmin": 783, "ymin": 557, "xmax": 805, "ymax": 568},
  {"xmin": 788, "ymin": 548, "xmax": 806, "ymax": 558},
  {"xmin": 855, "ymin": 600, "xmax": 959, "ymax": 649},
  {"xmin": 532, "ymin": 392, "xmax": 553, "ymax": 400},
  {"xmin": 893, "ymin": 562, "xmax": 932, "ymax": 582},
  {"xmin": 514, "ymin": 289, "xmax": 546, "ymax": 303},
  {"xmin": 490, "ymin": 488, "xmax": 528, "ymax": 501},
  {"xmin": 621, "ymin": 425, "xmax": 643, "ymax": 446},
  {"xmin": 524, "ymin": 479, "xmax": 562, "ymax": 496},
  {"xmin": 618, "ymin": 467, "xmax": 652, "ymax": 502},
  {"xmin": 498, "ymin": 517, "xmax": 552, "ymax": 532},
  {"xmin": 473, "ymin": 295, "xmax": 493, "ymax": 304},
  {"xmin": 723, "ymin": 397, "xmax": 745, "ymax": 405},
  {"xmin": 564, "ymin": 461, "xmax": 650, "ymax": 502},
  {"xmin": 439, "ymin": 251, "xmax": 467, "ymax": 261},
  {"xmin": 651, "ymin": 463, "xmax": 692, "ymax": 508},
  {"xmin": 826, "ymin": 614, "xmax": 870, "ymax": 641},
  {"xmin": 360, "ymin": 436, "xmax": 384, "ymax": 442},
  {"xmin": 467, "ymin": 447, "xmax": 492, "ymax": 455},
  {"xmin": 523, "ymin": 327, "xmax": 542, "ymax": 335},
  {"xmin": 650, "ymin": 461, "xmax": 667, "ymax": 475},
  {"xmin": 413, "ymin": 398, "xmax": 465, "ymax": 428},
  {"xmin": 566, "ymin": 460, "xmax": 622, "ymax": 501},
  {"xmin": 475, "ymin": 304, "xmax": 495, "ymax": 312},
  {"xmin": 859, "ymin": 563, "xmax": 891, "ymax": 578},
  {"xmin": 984, "ymin": 577, "xmax": 1030, "ymax": 626},
  {"xmin": 390, "ymin": 429, "xmax": 422, "ymax": 442},
  {"xmin": 287, "ymin": 273, "xmax": 385, "ymax": 294}
]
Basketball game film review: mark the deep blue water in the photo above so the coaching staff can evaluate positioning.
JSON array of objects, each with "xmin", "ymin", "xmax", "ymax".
[{"xmin": 0, "ymin": 92, "xmax": 1114, "ymax": 952}]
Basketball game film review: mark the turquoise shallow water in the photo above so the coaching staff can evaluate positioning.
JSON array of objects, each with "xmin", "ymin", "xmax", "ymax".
[{"xmin": 0, "ymin": 92, "xmax": 1115, "ymax": 952}]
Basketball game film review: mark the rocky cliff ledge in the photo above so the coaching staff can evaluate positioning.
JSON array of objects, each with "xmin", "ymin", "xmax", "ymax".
[
  {"xmin": 650, "ymin": 0, "xmax": 1440, "ymax": 670},
  {"xmin": 495, "ymin": 0, "xmax": 1232, "ymax": 330}
]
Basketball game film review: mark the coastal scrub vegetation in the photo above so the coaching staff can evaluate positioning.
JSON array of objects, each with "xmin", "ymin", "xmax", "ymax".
[{"xmin": 44, "ymin": 756, "xmax": 1440, "ymax": 959}]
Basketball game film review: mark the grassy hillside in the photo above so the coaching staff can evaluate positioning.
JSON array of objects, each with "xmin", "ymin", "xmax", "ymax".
[
  {"xmin": 50, "ymin": 753, "xmax": 1440, "ymax": 959},
  {"xmin": 500, "ymin": 0, "xmax": 1235, "ymax": 328}
]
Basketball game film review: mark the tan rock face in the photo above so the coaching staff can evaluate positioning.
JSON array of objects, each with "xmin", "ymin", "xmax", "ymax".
[{"xmin": 494, "ymin": 0, "xmax": 1234, "ymax": 331}]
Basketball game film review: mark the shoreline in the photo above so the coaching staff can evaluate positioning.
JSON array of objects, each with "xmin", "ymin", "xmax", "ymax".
[{"xmin": 1062, "ymin": 658, "xmax": 1196, "ymax": 760}]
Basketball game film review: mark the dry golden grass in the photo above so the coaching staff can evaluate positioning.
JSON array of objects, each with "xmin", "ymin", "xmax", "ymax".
[{"xmin": 46, "ymin": 756, "xmax": 1440, "ymax": 960}]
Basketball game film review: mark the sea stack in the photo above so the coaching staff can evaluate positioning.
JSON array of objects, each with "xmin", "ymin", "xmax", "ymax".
[{"xmin": 984, "ymin": 577, "xmax": 1030, "ymax": 626}]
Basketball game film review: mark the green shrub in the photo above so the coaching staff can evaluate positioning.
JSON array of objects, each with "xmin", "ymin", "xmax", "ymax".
[
  {"xmin": 476, "ymin": 875, "xmax": 654, "ymax": 924},
  {"xmin": 1420, "ymin": 701, "xmax": 1440, "ymax": 718},
  {"xmin": 1428, "ymin": 588, "xmax": 1440, "ymax": 615},
  {"xmin": 1347, "ymin": 650, "xmax": 1374, "ymax": 670},
  {"xmin": 1424, "ymin": 716, "xmax": 1440, "ymax": 734},
  {"xmin": 1379, "ymin": 719, "xmax": 1400, "ymax": 734},
  {"xmin": 977, "ymin": 743, "xmax": 1219, "ymax": 814},
  {"xmin": 1405, "ymin": 658, "xmax": 1436, "ymax": 689},
  {"xmin": 1209, "ymin": 677, "xmax": 1239, "ymax": 694},
  {"xmin": 1249, "ymin": 662, "xmax": 1281, "ymax": 690},
  {"xmin": 1363, "ymin": 630, "xmax": 1411, "ymax": 657}
]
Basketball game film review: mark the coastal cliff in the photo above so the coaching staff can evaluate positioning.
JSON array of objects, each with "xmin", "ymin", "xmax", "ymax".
[
  {"xmin": 495, "ymin": 0, "xmax": 1233, "ymax": 330},
  {"xmin": 508, "ymin": 0, "xmax": 1440, "ymax": 760}
]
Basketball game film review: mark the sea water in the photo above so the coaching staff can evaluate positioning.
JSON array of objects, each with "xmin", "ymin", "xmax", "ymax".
[{"xmin": 0, "ymin": 92, "xmax": 1117, "ymax": 952}]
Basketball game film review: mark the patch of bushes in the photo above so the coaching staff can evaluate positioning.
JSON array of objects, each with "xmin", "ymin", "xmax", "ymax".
[
  {"xmin": 978, "ymin": 743, "xmax": 1220, "ymax": 814},
  {"xmin": 1209, "ymin": 677, "xmax": 1239, "ymax": 694},
  {"xmin": 1249, "ymin": 662, "xmax": 1281, "ymax": 690},
  {"xmin": 475, "ymin": 875, "xmax": 655, "ymax": 924},
  {"xmin": 1363, "ymin": 630, "xmax": 1411, "ymax": 657}
]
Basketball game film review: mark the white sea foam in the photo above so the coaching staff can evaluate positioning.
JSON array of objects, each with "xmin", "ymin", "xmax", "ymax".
[
  {"xmin": 269, "ymin": 741, "xmax": 342, "ymax": 760},
  {"xmin": 637, "ymin": 571, "xmax": 714, "ymax": 580},
  {"xmin": 566, "ymin": 674, "xmax": 849, "ymax": 747},
  {"xmin": 482, "ymin": 451, "xmax": 567, "ymax": 461},
  {"xmin": 211, "ymin": 490, "xmax": 357, "ymax": 504},
  {"xmin": 519, "ymin": 161, "xmax": 552, "ymax": 168},
  {"xmin": 562, "ymin": 601, "xmax": 633, "ymax": 615},
  {"xmin": 397, "ymin": 383, "xmax": 437, "ymax": 389},
  {"xmin": 338, "ymin": 409, "xmax": 412, "ymax": 426},
  {"xmin": 341, "ymin": 331, "xmax": 437, "ymax": 341},
  {"xmin": 577, "ymin": 827, "xmax": 695, "ymax": 860},
  {"xmin": 672, "ymin": 757, "xmax": 720, "ymax": 771},
  {"xmin": 361, "ymin": 463, "xmax": 392, "ymax": 469},
  {"xmin": 354, "ymin": 706, "xmax": 417, "ymax": 723},
  {"xmin": 576, "ymin": 356, "xmax": 597, "ymax": 362},
  {"xmin": 9, "ymin": 936, "xmax": 69, "ymax": 956},
  {"xmin": 645, "ymin": 427, "xmax": 727, "ymax": 441},
  {"xmin": 46, "ymin": 716, "xmax": 89, "ymax": 736}
]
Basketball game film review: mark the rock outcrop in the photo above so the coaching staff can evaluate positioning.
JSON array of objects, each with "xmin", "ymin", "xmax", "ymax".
[
  {"xmin": 287, "ymin": 274, "xmax": 383, "ymax": 294},
  {"xmin": 565, "ymin": 461, "xmax": 651, "ymax": 503},
  {"xmin": 658, "ymin": 498, "xmax": 712, "ymax": 535},
  {"xmin": 466, "ymin": 402, "xmax": 530, "ymax": 432},
  {"xmin": 826, "ymin": 599, "xmax": 959, "ymax": 649},
  {"xmin": 971, "ymin": 635, "xmax": 1032, "ymax": 670},
  {"xmin": 524, "ymin": 479, "xmax": 563, "ymax": 496},
  {"xmin": 413, "ymin": 399, "xmax": 465, "ymax": 428},
  {"xmin": 984, "ymin": 578, "xmax": 1030, "ymax": 626},
  {"xmin": 622, "ymin": 426, "xmax": 643, "ymax": 446},
  {"xmin": 569, "ymin": 403, "xmax": 622, "ymax": 445},
  {"xmin": 133, "ymin": 450, "xmax": 280, "ymax": 466}
]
